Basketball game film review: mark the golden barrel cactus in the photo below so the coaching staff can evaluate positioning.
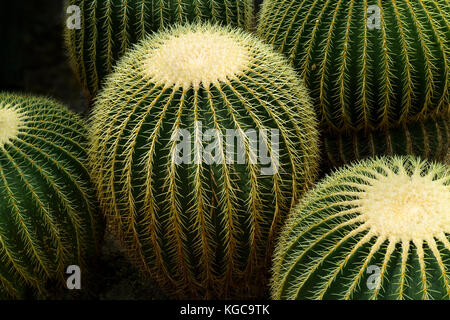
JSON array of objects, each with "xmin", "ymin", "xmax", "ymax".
[
  {"xmin": 88, "ymin": 24, "xmax": 320, "ymax": 298},
  {"xmin": 272, "ymin": 156, "xmax": 450, "ymax": 300},
  {"xmin": 0, "ymin": 93, "xmax": 101, "ymax": 299},
  {"xmin": 258, "ymin": 0, "xmax": 449, "ymax": 132}
]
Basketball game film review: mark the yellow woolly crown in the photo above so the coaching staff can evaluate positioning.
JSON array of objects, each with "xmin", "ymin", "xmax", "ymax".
[
  {"xmin": 144, "ymin": 27, "xmax": 250, "ymax": 90},
  {"xmin": 0, "ymin": 103, "xmax": 24, "ymax": 147}
]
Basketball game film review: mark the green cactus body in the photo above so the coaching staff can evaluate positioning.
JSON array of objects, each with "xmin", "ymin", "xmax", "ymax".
[
  {"xmin": 65, "ymin": 0, "xmax": 255, "ymax": 97},
  {"xmin": 272, "ymin": 156, "xmax": 450, "ymax": 300},
  {"xmin": 258, "ymin": 0, "xmax": 449, "ymax": 132},
  {"xmin": 0, "ymin": 93, "xmax": 101, "ymax": 299},
  {"xmin": 324, "ymin": 115, "xmax": 450, "ymax": 167},
  {"xmin": 88, "ymin": 24, "xmax": 320, "ymax": 298}
]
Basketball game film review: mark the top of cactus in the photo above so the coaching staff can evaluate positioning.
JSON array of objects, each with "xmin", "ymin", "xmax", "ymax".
[
  {"xmin": 143, "ymin": 25, "xmax": 250, "ymax": 90},
  {"xmin": 0, "ymin": 103, "xmax": 24, "ymax": 147},
  {"xmin": 358, "ymin": 159, "xmax": 449, "ymax": 242}
]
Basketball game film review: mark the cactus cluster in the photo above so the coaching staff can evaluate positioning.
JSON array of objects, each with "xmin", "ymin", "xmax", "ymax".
[
  {"xmin": 88, "ymin": 23, "xmax": 320, "ymax": 298},
  {"xmin": 0, "ymin": 93, "xmax": 101, "ymax": 298},
  {"xmin": 272, "ymin": 156, "xmax": 450, "ymax": 300},
  {"xmin": 258, "ymin": 0, "xmax": 449, "ymax": 132},
  {"xmin": 65, "ymin": 0, "xmax": 255, "ymax": 97},
  {"xmin": 0, "ymin": 0, "xmax": 446, "ymax": 302},
  {"xmin": 324, "ymin": 116, "xmax": 449, "ymax": 167}
]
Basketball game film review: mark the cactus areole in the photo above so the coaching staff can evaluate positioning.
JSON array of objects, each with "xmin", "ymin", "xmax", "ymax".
[
  {"xmin": 89, "ymin": 24, "xmax": 320, "ymax": 299},
  {"xmin": 272, "ymin": 157, "xmax": 450, "ymax": 300}
]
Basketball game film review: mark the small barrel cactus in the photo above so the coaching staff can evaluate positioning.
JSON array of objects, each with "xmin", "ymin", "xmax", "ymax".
[
  {"xmin": 272, "ymin": 156, "xmax": 450, "ymax": 300},
  {"xmin": 258, "ymin": 0, "xmax": 449, "ymax": 132},
  {"xmin": 65, "ymin": 0, "xmax": 255, "ymax": 97},
  {"xmin": 0, "ymin": 93, "xmax": 101, "ymax": 299},
  {"xmin": 324, "ymin": 115, "xmax": 450, "ymax": 168},
  {"xmin": 88, "ymin": 23, "xmax": 320, "ymax": 298}
]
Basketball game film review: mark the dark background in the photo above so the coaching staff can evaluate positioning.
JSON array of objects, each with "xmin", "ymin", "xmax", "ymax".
[{"xmin": 0, "ymin": 1, "xmax": 88, "ymax": 113}]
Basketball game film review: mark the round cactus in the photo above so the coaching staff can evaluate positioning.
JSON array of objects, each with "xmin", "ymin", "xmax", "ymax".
[
  {"xmin": 0, "ymin": 93, "xmax": 101, "ymax": 299},
  {"xmin": 324, "ymin": 115, "xmax": 449, "ymax": 168},
  {"xmin": 258, "ymin": 0, "xmax": 449, "ymax": 132},
  {"xmin": 88, "ymin": 23, "xmax": 320, "ymax": 298},
  {"xmin": 65, "ymin": 0, "xmax": 255, "ymax": 97},
  {"xmin": 272, "ymin": 156, "xmax": 450, "ymax": 300}
]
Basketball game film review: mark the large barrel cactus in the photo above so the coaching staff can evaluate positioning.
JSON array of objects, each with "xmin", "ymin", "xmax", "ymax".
[
  {"xmin": 65, "ymin": 0, "xmax": 255, "ymax": 97},
  {"xmin": 258, "ymin": 0, "xmax": 449, "ymax": 132},
  {"xmin": 272, "ymin": 156, "xmax": 450, "ymax": 300},
  {"xmin": 88, "ymin": 24, "xmax": 320, "ymax": 298},
  {"xmin": 324, "ymin": 115, "xmax": 450, "ymax": 167},
  {"xmin": 0, "ymin": 93, "xmax": 101, "ymax": 299}
]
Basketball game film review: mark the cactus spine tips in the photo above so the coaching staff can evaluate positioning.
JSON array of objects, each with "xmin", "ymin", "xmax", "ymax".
[
  {"xmin": 0, "ymin": 104, "xmax": 24, "ymax": 147},
  {"xmin": 144, "ymin": 26, "xmax": 249, "ymax": 90}
]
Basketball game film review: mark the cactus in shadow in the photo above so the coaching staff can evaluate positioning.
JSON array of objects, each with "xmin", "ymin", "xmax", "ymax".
[
  {"xmin": 65, "ymin": 0, "xmax": 255, "ymax": 97},
  {"xmin": 323, "ymin": 115, "xmax": 449, "ymax": 168},
  {"xmin": 88, "ymin": 23, "xmax": 320, "ymax": 299},
  {"xmin": 0, "ymin": 93, "xmax": 101, "ymax": 299},
  {"xmin": 272, "ymin": 156, "xmax": 450, "ymax": 300},
  {"xmin": 258, "ymin": 0, "xmax": 449, "ymax": 132}
]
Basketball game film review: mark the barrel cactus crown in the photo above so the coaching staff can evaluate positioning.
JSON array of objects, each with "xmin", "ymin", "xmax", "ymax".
[
  {"xmin": 258, "ymin": 0, "xmax": 449, "ymax": 132},
  {"xmin": 0, "ymin": 93, "xmax": 101, "ymax": 299},
  {"xmin": 65, "ymin": 0, "xmax": 255, "ymax": 97},
  {"xmin": 88, "ymin": 23, "xmax": 320, "ymax": 298},
  {"xmin": 324, "ymin": 115, "xmax": 450, "ymax": 167},
  {"xmin": 272, "ymin": 156, "xmax": 450, "ymax": 300}
]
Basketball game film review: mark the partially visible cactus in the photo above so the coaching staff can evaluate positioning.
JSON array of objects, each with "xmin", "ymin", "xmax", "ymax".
[
  {"xmin": 65, "ymin": 0, "xmax": 255, "ymax": 97},
  {"xmin": 324, "ymin": 115, "xmax": 449, "ymax": 168},
  {"xmin": 272, "ymin": 156, "xmax": 450, "ymax": 300},
  {"xmin": 0, "ymin": 93, "xmax": 101, "ymax": 299},
  {"xmin": 88, "ymin": 24, "xmax": 320, "ymax": 298},
  {"xmin": 258, "ymin": 0, "xmax": 449, "ymax": 132}
]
